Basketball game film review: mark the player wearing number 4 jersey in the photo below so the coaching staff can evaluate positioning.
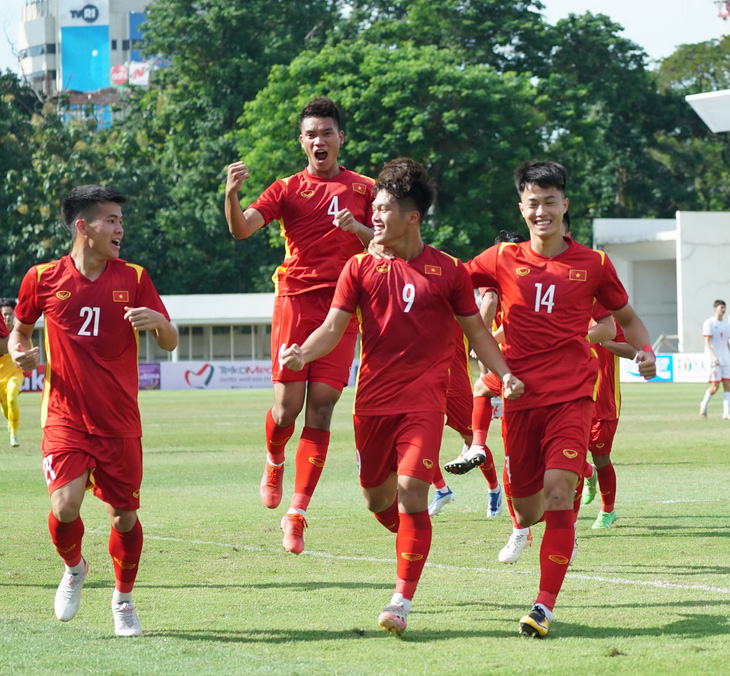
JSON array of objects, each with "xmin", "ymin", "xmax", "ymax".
[
  {"xmin": 281, "ymin": 158, "xmax": 523, "ymax": 636},
  {"xmin": 9, "ymin": 185, "xmax": 177, "ymax": 637},
  {"xmin": 466, "ymin": 160, "xmax": 656, "ymax": 638},
  {"xmin": 225, "ymin": 97, "xmax": 374, "ymax": 555}
]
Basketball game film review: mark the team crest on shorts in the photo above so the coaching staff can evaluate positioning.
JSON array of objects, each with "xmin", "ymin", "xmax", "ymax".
[
  {"xmin": 422, "ymin": 458, "xmax": 434, "ymax": 469},
  {"xmin": 562, "ymin": 449, "xmax": 578, "ymax": 459},
  {"xmin": 596, "ymin": 443, "xmax": 605, "ymax": 449}
]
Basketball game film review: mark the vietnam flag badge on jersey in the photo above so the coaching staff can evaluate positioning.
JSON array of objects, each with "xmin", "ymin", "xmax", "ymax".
[
  {"xmin": 352, "ymin": 183, "xmax": 367, "ymax": 195},
  {"xmin": 425, "ymin": 265, "xmax": 441, "ymax": 276},
  {"xmin": 113, "ymin": 290, "xmax": 130, "ymax": 302},
  {"xmin": 569, "ymin": 269, "xmax": 587, "ymax": 282}
]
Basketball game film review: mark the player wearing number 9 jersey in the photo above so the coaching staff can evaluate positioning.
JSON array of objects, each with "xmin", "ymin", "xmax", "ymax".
[
  {"xmin": 10, "ymin": 185, "xmax": 177, "ymax": 637},
  {"xmin": 225, "ymin": 96, "xmax": 374, "ymax": 555},
  {"xmin": 279, "ymin": 158, "xmax": 523, "ymax": 635},
  {"xmin": 466, "ymin": 160, "xmax": 656, "ymax": 639}
]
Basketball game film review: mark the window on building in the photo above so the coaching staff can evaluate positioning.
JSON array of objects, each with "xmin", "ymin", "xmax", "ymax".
[
  {"xmin": 122, "ymin": 39, "xmax": 130, "ymax": 51},
  {"xmin": 111, "ymin": 40, "xmax": 117, "ymax": 50}
]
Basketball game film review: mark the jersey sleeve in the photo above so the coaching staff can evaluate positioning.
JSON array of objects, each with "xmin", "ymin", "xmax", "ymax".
[
  {"xmin": 247, "ymin": 178, "xmax": 287, "ymax": 225},
  {"xmin": 451, "ymin": 261, "xmax": 480, "ymax": 317},
  {"xmin": 14, "ymin": 267, "xmax": 43, "ymax": 326},
  {"xmin": 592, "ymin": 300, "xmax": 611, "ymax": 322},
  {"xmin": 331, "ymin": 255, "xmax": 363, "ymax": 314},
  {"xmin": 136, "ymin": 268, "xmax": 171, "ymax": 320},
  {"xmin": 466, "ymin": 245, "xmax": 499, "ymax": 290},
  {"xmin": 702, "ymin": 318, "xmax": 712, "ymax": 337},
  {"xmin": 594, "ymin": 253, "xmax": 629, "ymax": 311}
]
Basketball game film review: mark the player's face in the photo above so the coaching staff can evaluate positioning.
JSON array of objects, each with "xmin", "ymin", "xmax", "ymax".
[
  {"xmin": 299, "ymin": 116, "xmax": 344, "ymax": 178},
  {"xmin": 1, "ymin": 306, "xmax": 13, "ymax": 331},
  {"xmin": 518, "ymin": 184, "xmax": 568, "ymax": 241},
  {"xmin": 371, "ymin": 191, "xmax": 416, "ymax": 248},
  {"xmin": 716, "ymin": 304, "xmax": 726, "ymax": 319},
  {"xmin": 80, "ymin": 202, "xmax": 124, "ymax": 259}
]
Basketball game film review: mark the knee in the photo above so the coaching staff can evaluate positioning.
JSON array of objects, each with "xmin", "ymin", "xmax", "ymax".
[
  {"xmin": 110, "ymin": 513, "xmax": 138, "ymax": 533},
  {"xmin": 52, "ymin": 500, "xmax": 81, "ymax": 523}
]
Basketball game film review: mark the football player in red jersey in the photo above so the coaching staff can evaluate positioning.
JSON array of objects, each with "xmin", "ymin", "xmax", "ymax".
[
  {"xmin": 9, "ymin": 185, "xmax": 177, "ymax": 636},
  {"xmin": 281, "ymin": 158, "xmax": 523, "ymax": 636},
  {"xmin": 225, "ymin": 97, "xmax": 375, "ymax": 555},
  {"xmin": 466, "ymin": 160, "xmax": 655, "ymax": 638}
]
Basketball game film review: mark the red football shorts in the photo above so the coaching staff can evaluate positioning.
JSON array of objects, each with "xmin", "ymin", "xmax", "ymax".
[
  {"xmin": 502, "ymin": 397, "xmax": 593, "ymax": 498},
  {"xmin": 354, "ymin": 411, "xmax": 444, "ymax": 488},
  {"xmin": 271, "ymin": 289, "xmax": 358, "ymax": 390},
  {"xmin": 41, "ymin": 425, "xmax": 143, "ymax": 511},
  {"xmin": 480, "ymin": 371, "xmax": 502, "ymax": 397},
  {"xmin": 588, "ymin": 417, "xmax": 619, "ymax": 455},
  {"xmin": 445, "ymin": 394, "xmax": 473, "ymax": 437}
]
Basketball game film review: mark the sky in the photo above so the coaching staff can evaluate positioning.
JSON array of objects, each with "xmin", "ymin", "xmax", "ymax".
[{"xmin": 0, "ymin": 0, "xmax": 728, "ymax": 75}]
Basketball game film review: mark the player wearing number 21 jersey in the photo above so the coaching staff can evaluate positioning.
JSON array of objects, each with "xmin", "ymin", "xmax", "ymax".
[
  {"xmin": 10, "ymin": 185, "xmax": 177, "ymax": 637},
  {"xmin": 280, "ymin": 158, "xmax": 522, "ymax": 636}
]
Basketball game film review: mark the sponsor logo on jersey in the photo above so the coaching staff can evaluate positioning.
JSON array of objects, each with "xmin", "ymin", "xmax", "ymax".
[
  {"xmin": 423, "ymin": 458, "xmax": 434, "ymax": 469},
  {"xmin": 401, "ymin": 552, "xmax": 424, "ymax": 562},
  {"xmin": 516, "ymin": 267, "xmax": 530, "ymax": 276},
  {"xmin": 353, "ymin": 183, "xmax": 367, "ymax": 195},
  {"xmin": 376, "ymin": 264, "xmax": 391, "ymax": 273},
  {"xmin": 300, "ymin": 190, "xmax": 315, "ymax": 198},
  {"xmin": 309, "ymin": 457, "xmax": 325, "ymax": 468},
  {"xmin": 562, "ymin": 449, "xmax": 578, "ymax": 458},
  {"xmin": 56, "ymin": 290, "xmax": 71, "ymax": 300},
  {"xmin": 548, "ymin": 554, "xmax": 569, "ymax": 565},
  {"xmin": 113, "ymin": 557, "xmax": 138, "ymax": 570},
  {"xmin": 569, "ymin": 269, "xmax": 587, "ymax": 281},
  {"xmin": 425, "ymin": 265, "xmax": 441, "ymax": 276},
  {"xmin": 113, "ymin": 290, "xmax": 129, "ymax": 303}
]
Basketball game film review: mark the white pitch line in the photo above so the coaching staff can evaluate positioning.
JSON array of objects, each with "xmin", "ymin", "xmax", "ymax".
[{"xmin": 87, "ymin": 530, "xmax": 730, "ymax": 596}]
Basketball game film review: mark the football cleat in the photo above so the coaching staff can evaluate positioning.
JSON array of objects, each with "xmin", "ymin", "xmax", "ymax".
[
  {"xmin": 592, "ymin": 510, "xmax": 618, "ymax": 529},
  {"xmin": 428, "ymin": 487, "xmax": 454, "ymax": 517},
  {"xmin": 378, "ymin": 603, "xmax": 408, "ymax": 636},
  {"xmin": 281, "ymin": 513, "xmax": 308, "ymax": 555},
  {"xmin": 487, "ymin": 485, "xmax": 503, "ymax": 518},
  {"xmin": 498, "ymin": 528, "xmax": 532, "ymax": 563},
  {"xmin": 10, "ymin": 434, "xmax": 19, "ymax": 447},
  {"xmin": 259, "ymin": 461, "xmax": 284, "ymax": 509},
  {"xmin": 519, "ymin": 604, "xmax": 550, "ymax": 638},
  {"xmin": 54, "ymin": 558, "xmax": 88, "ymax": 622},
  {"xmin": 582, "ymin": 466, "xmax": 597, "ymax": 505},
  {"xmin": 444, "ymin": 446, "xmax": 486, "ymax": 475},
  {"xmin": 699, "ymin": 403, "xmax": 708, "ymax": 418},
  {"xmin": 569, "ymin": 538, "xmax": 579, "ymax": 565},
  {"xmin": 112, "ymin": 601, "xmax": 143, "ymax": 636}
]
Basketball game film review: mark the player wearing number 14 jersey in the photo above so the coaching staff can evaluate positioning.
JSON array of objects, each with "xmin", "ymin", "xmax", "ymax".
[
  {"xmin": 280, "ymin": 158, "xmax": 523, "ymax": 635},
  {"xmin": 466, "ymin": 160, "xmax": 656, "ymax": 638},
  {"xmin": 225, "ymin": 97, "xmax": 374, "ymax": 555},
  {"xmin": 10, "ymin": 185, "xmax": 177, "ymax": 636}
]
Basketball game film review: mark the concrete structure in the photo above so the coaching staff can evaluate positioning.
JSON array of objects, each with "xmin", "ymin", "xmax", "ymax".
[
  {"xmin": 18, "ymin": 0, "xmax": 148, "ymax": 97},
  {"xmin": 686, "ymin": 89, "xmax": 730, "ymax": 133},
  {"xmin": 594, "ymin": 212, "xmax": 730, "ymax": 353}
]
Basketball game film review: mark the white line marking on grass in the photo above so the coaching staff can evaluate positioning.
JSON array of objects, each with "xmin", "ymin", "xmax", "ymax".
[{"xmin": 88, "ymin": 530, "xmax": 730, "ymax": 595}]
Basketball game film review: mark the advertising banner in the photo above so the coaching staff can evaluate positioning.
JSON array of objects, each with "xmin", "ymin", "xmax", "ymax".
[
  {"xmin": 161, "ymin": 361, "xmax": 274, "ymax": 390},
  {"xmin": 618, "ymin": 353, "xmax": 708, "ymax": 383}
]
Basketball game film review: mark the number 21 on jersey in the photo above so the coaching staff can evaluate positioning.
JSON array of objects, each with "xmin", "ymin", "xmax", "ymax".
[{"xmin": 78, "ymin": 306, "xmax": 100, "ymax": 336}]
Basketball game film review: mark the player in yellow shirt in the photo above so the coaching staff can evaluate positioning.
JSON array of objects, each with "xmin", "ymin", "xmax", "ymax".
[{"xmin": 0, "ymin": 299, "xmax": 24, "ymax": 447}]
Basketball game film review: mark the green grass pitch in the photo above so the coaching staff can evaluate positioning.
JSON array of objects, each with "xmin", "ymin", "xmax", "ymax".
[{"xmin": 1, "ymin": 383, "xmax": 729, "ymax": 675}]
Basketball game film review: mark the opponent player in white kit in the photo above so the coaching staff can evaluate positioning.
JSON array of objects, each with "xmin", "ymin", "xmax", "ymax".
[{"xmin": 699, "ymin": 300, "xmax": 730, "ymax": 419}]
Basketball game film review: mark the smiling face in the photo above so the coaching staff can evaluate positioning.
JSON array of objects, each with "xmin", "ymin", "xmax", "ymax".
[
  {"xmin": 518, "ymin": 183, "xmax": 569, "ymax": 243},
  {"xmin": 299, "ymin": 116, "xmax": 344, "ymax": 179},
  {"xmin": 77, "ymin": 201, "xmax": 124, "ymax": 260},
  {"xmin": 371, "ymin": 190, "xmax": 419, "ymax": 251}
]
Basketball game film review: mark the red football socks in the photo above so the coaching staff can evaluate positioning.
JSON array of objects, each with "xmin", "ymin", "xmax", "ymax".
[
  {"xmin": 265, "ymin": 408, "xmax": 294, "ymax": 465},
  {"xmin": 374, "ymin": 499, "xmax": 400, "ymax": 533},
  {"xmin": 471, "ymin": 395, "xmax": 491, "ymax": 447},
  {"xmin": 394, "ymin": 511, "xmax": 432, "ymax": 601},
  {"xmin": 48, "ymin": 512, "xmax": 84, "ymax": 567},
  {"xmin": 597, "ymin": 462, "xmax": 617, "ymax": 512},
  {"xmin": 536, "ymin": 509, "xmax": 574, "ymax": 612},
  {"xmin": 290, "ymin": 427, "xmax": 329, "ymax": 512},
  {"xmin": 109, "ymin": 519, "xmax": 143, "ymax": 594}
]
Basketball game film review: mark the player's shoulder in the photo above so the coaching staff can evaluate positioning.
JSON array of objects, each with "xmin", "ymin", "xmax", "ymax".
[
  {"xmin": 339, "ymin": 167, "xmax": 375, "ymax": 185},
  {"xmin": 30, "ymin": 256, "xmax": 66, "ymax": 284},
  {"xmin": 110, "ymin": 258, "xmax": 148, "ymax": 284}
]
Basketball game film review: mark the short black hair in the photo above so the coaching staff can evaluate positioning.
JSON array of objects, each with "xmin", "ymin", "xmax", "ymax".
[
  {"xmin": 494, "ymin": 230, "xmax": 526, "ymax": 244},
  {"xmin": 374, "ymin": 157, "xmax": 436, "ymax": 220},
  {"xmin": 61, "ymin": 185, "xmax": 126, "ymax": 235},
  {"xmin": 0, "ymin": 298, "xmax": 17, "ymax": 310},
  {"xmin": 714, "ymin": 299, "xmax": 726, "ymax": 308},
  {"xmin": 514, "ymin": 160, "xmax": 567, "ymax": 196},
  {"xmin": 298, "ymin": 96, "xmax": 341, "ymax": 132}
]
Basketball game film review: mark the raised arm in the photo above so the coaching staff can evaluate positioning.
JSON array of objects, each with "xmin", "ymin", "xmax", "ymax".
[
  {"xmin": 280, "ymin": 307, "xmax": 354, "ymax": 371},
  {"xmin": 611, "ymin": 303, "xmax": 656, "ymax": 380},
  {"xmin": 124, "ymin": 306, "xmax": 178, "ymax": 352},
  {"xmin": 333, "ymin": 209, "xmax": 373, "ymax": 248},
  {"xmin": 224, "ymin": 161, "xmax": 266, "ymax": 239},
  {"xmin": 456, "ymin": 312, "xmax": 524, "ymax": 400}
]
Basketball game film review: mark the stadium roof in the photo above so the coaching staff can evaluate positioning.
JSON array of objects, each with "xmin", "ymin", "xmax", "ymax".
[{"xmin": 685, "ymin": 89, "xmax": 730, "ymax": 133}]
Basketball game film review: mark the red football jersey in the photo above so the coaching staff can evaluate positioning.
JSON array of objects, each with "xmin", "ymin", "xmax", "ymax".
[
  {"xmin": 249, "ymin": 167, "xmax": 374, "ymax": 296},
  {"xmin": 333, "ymin": 247, "xmax": 479, "ymax": 415},
  {"xmin": 15, "ymin": 255, "xmax": 170, "ymax": 437},
  {"xmin": 466, "ymin": 238, "xmax": 629, "ymax": 411},
  {"xmin": 593, "ymin": 322, "xmax": 625, "ymax": 420},
  {"xmin": 447, "ymin": 321, "xmax": 473, "ymax": 398},
  {"xmin": 0, "ymin": 319, "xmax": 8, "ymax": 339}
]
